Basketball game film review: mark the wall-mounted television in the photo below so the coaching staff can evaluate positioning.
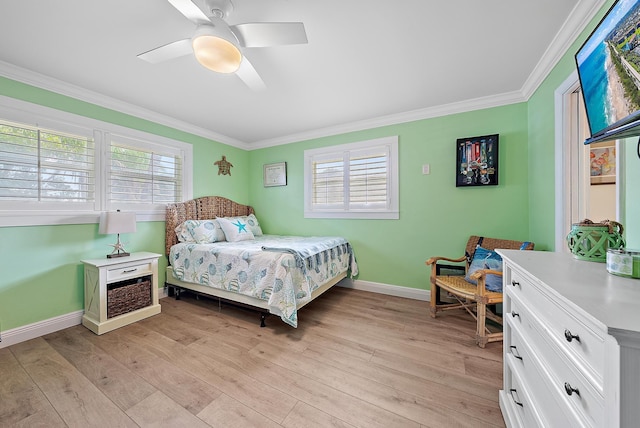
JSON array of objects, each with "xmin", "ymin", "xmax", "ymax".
[{"xmin": 575, "ymin": 0, "xmax": 640, "ymax": 144}]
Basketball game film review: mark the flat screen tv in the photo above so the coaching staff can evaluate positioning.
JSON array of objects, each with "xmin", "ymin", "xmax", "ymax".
[{"xmin": 575, "ymin": 0, "xmax": 640, "ymax": 144}]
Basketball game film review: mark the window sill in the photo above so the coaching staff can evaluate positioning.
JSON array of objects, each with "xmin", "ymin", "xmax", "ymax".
[
  {"xmin": 0, "ymin": 209, "xmax": 165, "ymax": 227},
  {"xmin": 304, "ymin": 210, "xmax": 399, "ymax": 220}
]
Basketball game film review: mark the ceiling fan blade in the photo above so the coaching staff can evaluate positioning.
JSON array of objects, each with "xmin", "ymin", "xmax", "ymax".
[
  {"xmin": 235, "ymin": 57, "xmax": 266, "ymax": 91},
  {"xmin": 231, "ymin": 22, "xmax": 307, "ymax": 48},
  {"xmin": 167, "ymin": 0, "xmax": 210, "ymax": 24},
  {"xmin": 137, "ymin": 39, "xmax": 193, "ymax": 64}
]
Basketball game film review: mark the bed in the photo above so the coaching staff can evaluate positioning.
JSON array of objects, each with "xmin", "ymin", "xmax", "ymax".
[{"xmin": 164, "ymin": 196, "xmax": 358, "ymax": 327}]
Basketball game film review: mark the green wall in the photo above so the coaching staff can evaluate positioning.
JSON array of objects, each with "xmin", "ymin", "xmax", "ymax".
[
  {"xmin": 4, "ymin": 0, "xmax": 638, "ymax": 335},
  {"xmin": 0, "ymin": 78, "xmax": 249, "ymax": 331},
  {"xmin": 526, "ymin": 0, "xmax": 640, "ymax": 251},
  {"xmin": 623, "ymin": 137, "xmax": 640, "ymax": 247},
  {"xmin": 248, "ymin": 104, "xmax": 531, "ymax": 289},
  {"xmin": 525, "ymin": 4, "xmax": 609, "ymax": 250}
]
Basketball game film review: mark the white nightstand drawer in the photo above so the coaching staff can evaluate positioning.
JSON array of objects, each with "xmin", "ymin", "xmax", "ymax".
[
  {"xmin": 506, "ymin": 266, "xmax": 605, "ymax": 389},
  {"xmin": 82, "ymin": 252, "xmax": 161, "ymax": 335},
  {"xmin": 107, "ymin": 261, "xmax": 153, "ymax": 283}
]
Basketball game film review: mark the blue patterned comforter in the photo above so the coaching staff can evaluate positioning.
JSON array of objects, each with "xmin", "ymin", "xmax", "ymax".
[{"xmin": 169, "ymin": 235, "xmax": 358, "ymax": 327}]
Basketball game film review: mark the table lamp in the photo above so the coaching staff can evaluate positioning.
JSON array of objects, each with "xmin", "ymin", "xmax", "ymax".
[{"xmin": 99, "ymin": 210, "xmax": 136, "ymax": 258}]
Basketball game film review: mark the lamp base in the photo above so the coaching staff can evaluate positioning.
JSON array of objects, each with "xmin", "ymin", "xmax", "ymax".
[{"xmin": 107, "ymin": 252, "xmax": 130, "ymax": 259}]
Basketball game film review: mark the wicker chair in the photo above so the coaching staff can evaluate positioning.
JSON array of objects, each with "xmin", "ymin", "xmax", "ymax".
[{"xmin": 425, "ymin": 236, "xmax": 534, "ymax": 348}]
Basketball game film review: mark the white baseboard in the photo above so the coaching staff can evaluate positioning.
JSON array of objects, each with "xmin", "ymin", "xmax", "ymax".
[
  {"xmin": 0, "ymin": 310, "xmax": 84, "ymax": 349},
  {"xmin": 338, "ymin": 278, "xmax": 430, "ymax": 301},
  {"xmin": 0, "ymin": 282, "xmax": 428, "ymax": 349}
]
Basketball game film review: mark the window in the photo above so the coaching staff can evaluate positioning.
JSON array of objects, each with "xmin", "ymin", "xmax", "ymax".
[
  {"xmin": 107, "ymin": 136, "xmax": 183, "ymax": 209},
  {"xmin": 0, "ymin": 120, "xmax": 95, "ymax": 206},
  {"xmin": 0, "ymin": 97, "xmax": 192, "ymax": 227},
  {"xmin": 304, "ymin": 136, "xmax": 399, "ymax": 219}
]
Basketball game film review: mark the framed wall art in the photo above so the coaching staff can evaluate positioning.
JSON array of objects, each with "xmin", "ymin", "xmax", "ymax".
[
  {"xmin": 263, "ymin": 162, "xmax": 287, "ymax": 187},
  {"xmin": 456, "ymin": 134, "xmax": 499, "ymax": 187},
  {"xmin": 590, "ymin": 144, "xmax": 615, "ymax": 185}
]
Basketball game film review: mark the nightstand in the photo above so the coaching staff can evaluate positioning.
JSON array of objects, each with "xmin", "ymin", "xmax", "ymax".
[{"xmin": 81, "ymin": 252, "xmax": 161, "ymax": 334}]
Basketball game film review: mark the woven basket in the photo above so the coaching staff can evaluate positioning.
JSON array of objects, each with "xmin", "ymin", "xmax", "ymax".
[
  {"xmin": 107, "ymin": 277, "xmax": 152, "ymax": 319},
  {"xmin": 566, "ymin": 219, "xmax": 625, "ymax": 262}
]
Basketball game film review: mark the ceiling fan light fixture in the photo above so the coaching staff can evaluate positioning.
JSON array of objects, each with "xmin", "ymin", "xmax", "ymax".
[{"xmin": 192, "ymin": 24, "xmax": 241, "ymax": 73}]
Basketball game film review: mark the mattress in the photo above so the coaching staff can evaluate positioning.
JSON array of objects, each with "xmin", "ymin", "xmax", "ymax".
[{"xmin": 169, "ymin": 235, "xmax": 358, "ymax": 326}]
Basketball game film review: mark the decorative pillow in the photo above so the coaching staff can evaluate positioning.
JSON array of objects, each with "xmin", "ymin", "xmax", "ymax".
[
  {"xmin": 465, "ymin": 246, "xmax": 503, "ymax": 292},
  {"xmin": 175, "ymin": 219, "xmax": 225, "ymax": 243},
  {"xmin": 224, "ymin": 214, "xmax": 263, "ymax": 236},
  {"xmin": 175, "ymin": 222, "xmax": 195, "ymax": 243},
  {"xmin": 217, "ymin": 216, "xmax": 255, "ymax": 242}
]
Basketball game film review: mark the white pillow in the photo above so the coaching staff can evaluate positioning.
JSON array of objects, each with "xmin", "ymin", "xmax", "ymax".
[
  {"xmin": 224, "ymin": 213, "xmax": 263, "ymax": 236},
  {"xmin": 217, "ymin": 216, "xmax": 255, "ymax": 242},
  {"xmin": 175, "ymin": 219, "xmax": 225, "ymax": 243}
]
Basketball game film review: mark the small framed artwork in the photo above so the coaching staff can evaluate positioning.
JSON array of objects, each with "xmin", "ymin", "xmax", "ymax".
[
  {"xmin": 456, "ymin": 134, "xmax": 499, "ymax": 187},
  {"xmin": 263, "ymin": 162, "xmax": 287, "ymax": 187},
  {"xmin": 590, "ymin": 144, "xmax": 615, "ymax": 185}
]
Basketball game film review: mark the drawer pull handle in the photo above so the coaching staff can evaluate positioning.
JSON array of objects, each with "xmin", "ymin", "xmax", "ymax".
[
  {"xmin": 511, "ymin": 280, "xmax": 520, "ymax": 287},
  {"xmin": 564, "ymin": 382, "xmax": 580, "ymax": 397},
  {"xmin": 509, "ymin": 389, "xmax": 524, "ymax": 407},
  {"xmin": 122, "ymin": 268, "xmax": 138, "ymax": 273},
  {"xmin": 511, "ymin": 312, "xmax": 520, "ymax": 318},
  {"xmin": 564, "ymin": 329, "xmax": 580, "ymax": 343},
  {"xmin": 510, "ymin": 345, "xmax": 523, "ymax": 360}
]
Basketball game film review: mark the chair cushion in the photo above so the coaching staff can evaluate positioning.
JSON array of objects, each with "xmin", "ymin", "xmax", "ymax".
[{"xmin": 465, "ymin": 246, "xmax": 503, "ymax": 292}]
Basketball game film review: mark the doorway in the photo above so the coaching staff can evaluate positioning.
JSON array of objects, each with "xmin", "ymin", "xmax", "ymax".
[{"xmin": 555, "ymin": 72, "xmax": 619, "ymax": 252}]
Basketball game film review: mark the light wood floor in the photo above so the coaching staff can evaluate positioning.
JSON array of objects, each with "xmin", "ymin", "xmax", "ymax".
[{"xmin": 0, "ymin": 287, "xmax": 505, "ymax": 427}]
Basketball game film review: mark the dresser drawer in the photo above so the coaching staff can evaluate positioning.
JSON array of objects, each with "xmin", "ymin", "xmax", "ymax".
[
  {"xmin": 506, "ymin": 319, "xmax": 574, "ymax": 427},
  {"xmin": 505, "ymin": 265, "xmax": 605, "ymax": 389},
  {"xmin": 507, "ymin": 313, "xmax": 603, "ymax": 427},
  {"xmin": 503, "ymin": 359, "xmax": 543, "ymax": 428},
  {"xmin": 106, "ymin": 261, "xmax": 153, "ymax": 283},
  {"xmin": 541, "ymin": 326, "xmax": 605, "ymax": 427}
]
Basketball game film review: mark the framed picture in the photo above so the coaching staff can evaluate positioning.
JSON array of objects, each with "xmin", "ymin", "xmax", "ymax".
[
  {"xmin": 590, "ymin": 145, "xmax": 616, "ymax": 185},
  {"xmin": 456, "ymin": 134, "xmax": 499, "ymax": 187},
  {"xmin": 263, "ymin": 162, "xmax": 287, "ymax": 187}
]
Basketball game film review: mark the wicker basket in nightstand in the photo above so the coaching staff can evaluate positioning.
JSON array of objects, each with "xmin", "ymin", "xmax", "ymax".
[{"xmin": 107, "ymin": 276, "xmax": 152, "ymax": 319}]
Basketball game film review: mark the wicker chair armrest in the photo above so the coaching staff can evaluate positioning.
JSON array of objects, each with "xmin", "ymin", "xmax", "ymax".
[
  {"xmin": 425, "ymin": 255, "xmax": 467, "ymax": 265},
  {"xmin": 469, "ymin": 269, "xmax": 503, "ymax": 281},
  {"xmin": 471, "ymin": 269, "xmax": 503, "ymax": 297}
]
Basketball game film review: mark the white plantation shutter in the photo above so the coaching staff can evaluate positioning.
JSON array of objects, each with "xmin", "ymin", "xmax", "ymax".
[
  {"xmin": 348, "ymin": 147, "xmax": 388, "ymax": 209},
  {"xmin": 108, "ymin": 139, "xmax": 183, "ymax": 207},
  {"xmin": 0, "ymin": 98, "xmax": 192, "ymax": 226},
  {"xmin": 0, "ymin": 120, "xmax": 95, "ymax": 204},
  {"xmin": 312, "ymin": 155, "xmax": 344, "ymax": 207},
  {"xmin": 305, "ymin": 136, "xmax": 398, "ymax": 219}
]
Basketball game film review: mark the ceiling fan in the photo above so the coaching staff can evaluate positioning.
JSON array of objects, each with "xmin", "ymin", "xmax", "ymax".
[{"xmin": 137, "ymin": 0, "xmax": 308, "ymax": 90}]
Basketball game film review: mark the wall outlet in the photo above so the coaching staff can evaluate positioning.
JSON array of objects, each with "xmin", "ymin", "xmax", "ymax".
[{"xmin": 422, "ymin": 164, "xmax": 430, "ymax": 175}]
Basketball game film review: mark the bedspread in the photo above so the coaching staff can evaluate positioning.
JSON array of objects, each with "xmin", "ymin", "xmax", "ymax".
[{"xmin": 169, "ymin": 235, "xmax": 357, "ymax": 327}]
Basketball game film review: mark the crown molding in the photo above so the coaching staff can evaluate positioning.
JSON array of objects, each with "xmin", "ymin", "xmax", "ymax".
[
  {"xmin": 0, "ymin": 60, "xmax": 249, "ymax": 150},
  {"xmin": 249, "ymin": 90, "xmax": 526, "ymax": 149},
  {"xmin": 520, "ymin": 0, "xmax": 607, "ymax": 99},
  {"xmin": 0, "ymin": 0, "xmax": 609, "ymax": 152}
]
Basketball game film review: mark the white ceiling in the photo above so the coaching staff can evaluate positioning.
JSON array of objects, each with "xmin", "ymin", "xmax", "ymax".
[{"xmin": 0, "ymin": 0, "xmax": 605, "ymax": 149}]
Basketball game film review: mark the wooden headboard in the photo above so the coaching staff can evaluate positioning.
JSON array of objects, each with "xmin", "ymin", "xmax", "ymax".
[{"xmin": 165, "ymin": 196, "xmax": 255, "ymax": 255}]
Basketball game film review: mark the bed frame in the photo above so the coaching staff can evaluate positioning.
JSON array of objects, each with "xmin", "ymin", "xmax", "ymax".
[{"xmin": 164, "ymin": 196, "xmax": 347, "ymax": 326}]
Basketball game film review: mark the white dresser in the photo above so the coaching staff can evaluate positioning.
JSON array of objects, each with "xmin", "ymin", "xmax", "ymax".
[{"xmin": 498, "ymin": 250, "xmax": 640, "ymax": 428}]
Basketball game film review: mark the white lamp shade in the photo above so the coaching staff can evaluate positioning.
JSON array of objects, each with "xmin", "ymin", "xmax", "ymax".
[
  {"xmin": 99, "ymin": 211, "xmax": 137, "ymax": 235},
  {"xmin": 192, "ymin": 22, "xmax": 242, "ymax": 73}
]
